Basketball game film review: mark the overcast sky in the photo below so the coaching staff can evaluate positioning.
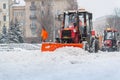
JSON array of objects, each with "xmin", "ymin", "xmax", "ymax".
[
  {"xmin": 18, "ymin": 0, "xmax": 120, "ymax": 20},
  {"xmin": 77, "ymin": 0, "xmax": 120, "ymax": 20}
]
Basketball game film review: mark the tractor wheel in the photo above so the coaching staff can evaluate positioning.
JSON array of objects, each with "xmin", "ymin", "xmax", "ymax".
[
  {"xmin": 117, "ymin": 43, "xmax": 120, "ymax": 52},
  {"xmin": 90, "ymin": 39, "xmax": 99, "ymax": 53},
  {"xmin": 85, "ymin": 43, "xmax": 89, "ymax": 51},
  {"xmin": 94, "ymin": 39, "xmax": 99, "ymax": 53}
]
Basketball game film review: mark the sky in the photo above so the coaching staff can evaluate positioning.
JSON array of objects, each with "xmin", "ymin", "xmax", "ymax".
[
  {"xmin": 13, "ymin": 0, "xmax": 25, "ymax": 6},
  {"xmin": 16, "ymin": 0, "xmax": 120, "ymax": 20},
  {"xmin": 77, "ymin": 0, "xmax": 120, "ymax": 19}
]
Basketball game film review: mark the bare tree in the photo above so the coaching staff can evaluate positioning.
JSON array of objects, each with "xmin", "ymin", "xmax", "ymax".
[
  {"xmin": 106, "ymin": 8, "xmax": 120, "ymax": 40},
  {"xmin": 106, "ymin": 15, "xmax": 114, "ymax": 27},
  {"xmin": 36, "ymin": 0, "xmax": 78, "ymax": 42},
  {"xmin": 66, "ymin": 0, "xmax": 78, "ymax": 10},
  {"xmin": 113, "ymin": 8, "xmax": 120, "ymax": 30},
  {"xmin": 107, "ymin": 8, "xmax": 120, "ymax": 31},
  {"xmin": 37, "ymin": 0, "xmax": 54, "ymax": 41}
]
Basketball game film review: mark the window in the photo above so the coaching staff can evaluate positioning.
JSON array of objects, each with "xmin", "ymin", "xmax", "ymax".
[
  {"xmin": 3, "ymin": 3, "xmax": 6, "ymax": 9},
  {"xmin": 48, "ymin": 9, "xmax": 50, "ymax": 15},
  {"xmin": 31, "ymin": 1, "xmax": 35, "ymax": 5},
  {"xmin": 14, "ymin": 12, "xmax": 17, "ymax": 17},
  {"xmin": 21, "ymin": 12, "xmax": 23, "ymax": 16},
  {"xmin": 41, "ymin": 1, "xmax": 44, "ymax": 6},
  {"xmin": 30, "ymin": 21, "xmax": 37, "ymax": 35},
  {"xmin": 41, "ymin": 10, "xmax": 44, "ymax": 16},
  {"xmin": 105, "ymin": 32, "xmax": 115, "ymax": 40},
  {"xmin": 3, "ymin": 15, "xmax": 6, "ymax": 21},
  {"xmin": 31, "ymin": 11, "xmax": 36, "ymax": 16}
]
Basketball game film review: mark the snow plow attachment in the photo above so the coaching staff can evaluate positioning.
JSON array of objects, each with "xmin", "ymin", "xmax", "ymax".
[{"xmin": 41, "ymin": 43, "xmax": 83, "ymax": 52}]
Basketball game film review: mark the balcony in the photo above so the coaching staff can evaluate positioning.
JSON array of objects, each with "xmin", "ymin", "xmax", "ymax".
[
  {"xmin": 29, "ymin": 15, "xmax": 37, "ymax": 19},
  {"xmin": 0, "ymin": 8, "xmax": 2, "ymax": 12},
  {"xmin": 30, "ymin": 24, "xmax": 37, "ymax": 29},
  {"xmin": 30, "ymin": 5, "xmax": 36, "ymax": 10}
]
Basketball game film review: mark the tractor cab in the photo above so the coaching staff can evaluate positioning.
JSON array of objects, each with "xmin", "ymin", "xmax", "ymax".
[
  {"xmin": 60, "ymin": 9, "xmax": 93, "ymax": 43},
  {"xmin": 104, "ymin": 28, "xmax": 118, "ymax": 40},
  {"xmin": 41, "ymin": 9, "xmax": 99, "ymax": 52}
]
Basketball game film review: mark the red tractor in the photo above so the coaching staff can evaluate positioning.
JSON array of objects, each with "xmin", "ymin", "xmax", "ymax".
[
  {"xmin": 41, "ymin": 9, "xmax": 99, "ymax": 53},
  {"xmin": 101, "ymin": 28, "xmax": 120, "ymax": 52}
]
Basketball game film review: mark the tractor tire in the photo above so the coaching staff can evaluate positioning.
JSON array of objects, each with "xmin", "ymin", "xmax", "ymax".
[
  {"xmin": 95, "ymin": 39, "xmax": 99, "ymax": 53},
  {"xmin": 89, "ymin": 39, "xmax": 97, "ymax": 53},
  {"xmin": 85, "ymin": 43, "xmax": 89, "ymax": 51},
  {"xmin": 92, "ymin": 39, "xmax": 99, "ymax": 53},
  {"xmin": 117, "ymin": 43, "xmax": 120, "ymax": 52}
]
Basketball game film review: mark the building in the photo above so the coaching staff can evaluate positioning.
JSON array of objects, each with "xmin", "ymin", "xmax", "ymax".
[
  {"xmin": 93, "ymin": 15, "xmax": 112, "ymax": 35},
  {"xmin": 0, "ymin": 0, "xmax": 13, "ymax": 33},
  {"xmin": 0, "ymin": 0, "xmax": 78, "ymax": 42},
  {"xmin": 0, "ymin": 0, "xmax": 24, "ymax": 34},
  {"xmin": 24, "ymin": 0, "xmax": 39, "ymax": 43},
  {"xmin": 12, "ymin": 1, "xmax": 25, "ymax": 37},
  {"xmin": 24, "ymin": 0, "xmax": 78, "ymax": 43}
]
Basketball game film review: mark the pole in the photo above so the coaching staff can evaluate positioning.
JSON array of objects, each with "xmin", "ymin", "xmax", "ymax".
[
  {"xmin": 53, "ymin": 10, "xmax": 56, "ymax": 42},
  {"xmin": 9, "ymin": 0, "xmax": 10, "ymax": 28},
  {"xmin": 9, "ymin": 2, "xmax": 14, "ymax": 28},
  {"xmin": 9, "ymin": 1, "xmax": 20, "ymax": 27},
  {"xmin": 51, "ymin": 1, "xmax": 56, "ymax": 42}
]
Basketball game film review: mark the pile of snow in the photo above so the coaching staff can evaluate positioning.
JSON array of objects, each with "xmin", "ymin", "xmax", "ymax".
[
  {"xmin": 0, "ymin": 44, "xmax": 120, "ymax": 80},
  {"xmin": 46, "ymin": 47, "xmax": 89, "ymax": 64},
  {"xmin": 0, "ymin": 43, "xmax": 40, "ymax": 52}
]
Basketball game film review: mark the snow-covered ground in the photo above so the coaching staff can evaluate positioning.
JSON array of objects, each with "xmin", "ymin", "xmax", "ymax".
[{"xmin": 0, "ymin": 44, "xmax": 120, "ymax": 80}]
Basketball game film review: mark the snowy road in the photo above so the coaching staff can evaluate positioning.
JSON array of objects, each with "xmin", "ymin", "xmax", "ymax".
[{"xmin": 0, "ymin": 44, "xmax": 120, "ymax": 80}]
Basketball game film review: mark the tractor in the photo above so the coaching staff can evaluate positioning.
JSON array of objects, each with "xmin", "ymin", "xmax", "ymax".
[
  {"xmin": 101, "ymin": 28, "xmax": 120, "ymax": 52},
  {"xmin": 41, "ymin": 9, "xmax": 99, "ymax": 53}
]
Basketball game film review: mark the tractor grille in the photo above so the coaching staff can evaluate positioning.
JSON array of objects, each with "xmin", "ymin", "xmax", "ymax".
[{"xmin": 62, "ymin": 30, "xmax": 71, "ymax": 38}]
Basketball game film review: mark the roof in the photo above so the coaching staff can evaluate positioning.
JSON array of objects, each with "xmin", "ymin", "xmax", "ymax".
[
  {"xmin": 12, "ymin": 0, "xmax": 25, "ymax": 6},
  {"xmin": 105, "ymin": 28, "xmax": 118, "ymax": 32},
  {"xmin": 64, "ymin": 9, "xmax": 92, "ymax": 14}
]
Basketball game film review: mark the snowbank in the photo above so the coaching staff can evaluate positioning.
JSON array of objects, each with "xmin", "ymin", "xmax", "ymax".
[{"xmin": 0, "ymin": 44, "xmax": 120, "ymax": 80}]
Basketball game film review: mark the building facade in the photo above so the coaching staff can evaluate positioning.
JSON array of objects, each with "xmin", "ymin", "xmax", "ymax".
[
  {"xmin": 24, "ymin": 0, "xmax": 39, "ymax": 43},
  {"xmin": 93, "ymin": 15, "xmax": 112, "ymax": 35},
  {"xmin": 12, "ymin": 4, "xmax": 25, "ymax": 37},
  {"xmin": 0, "ymin": 0, "xmax": 13, "ymax": 33}
]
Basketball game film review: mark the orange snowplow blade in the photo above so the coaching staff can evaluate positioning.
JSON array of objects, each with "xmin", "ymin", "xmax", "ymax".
[{"xmin": 41, "ymin": 43, "xmax": 83, "ymax": 52}]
